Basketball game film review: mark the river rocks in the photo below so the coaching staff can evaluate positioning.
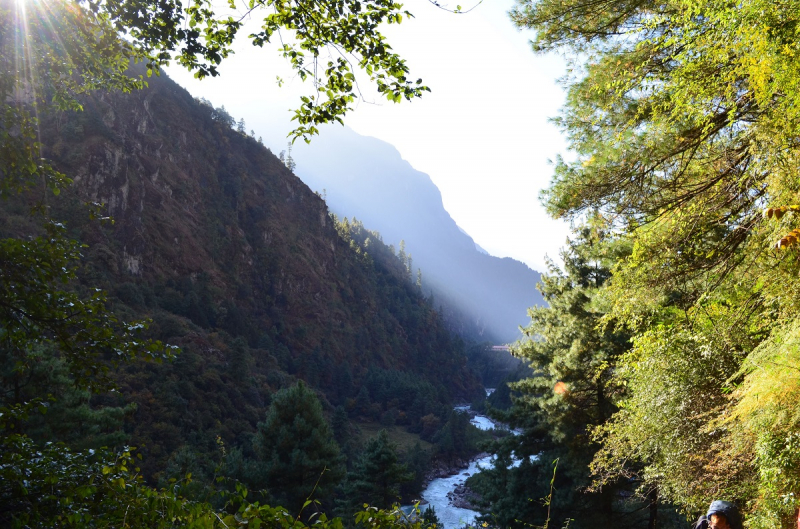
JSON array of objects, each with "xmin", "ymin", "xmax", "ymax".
[{"xmin": 448, "ymin": 483, "xmax": 482, "ymax": 510}]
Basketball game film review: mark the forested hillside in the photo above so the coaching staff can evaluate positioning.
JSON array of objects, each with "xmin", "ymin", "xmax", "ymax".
[{"xmin": 20, "ymin": 63, "xmax": 484, "ymax": 469}]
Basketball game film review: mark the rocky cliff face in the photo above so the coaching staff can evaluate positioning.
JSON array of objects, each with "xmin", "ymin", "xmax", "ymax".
[{"xmin": 50, "ymin": 81, "xmax": 331, "ymax": 294}]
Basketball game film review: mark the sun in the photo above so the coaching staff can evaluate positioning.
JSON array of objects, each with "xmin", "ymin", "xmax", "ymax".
[{"xmin": 3, "ymin": 0, "xmax": 37, "ymax": 99}]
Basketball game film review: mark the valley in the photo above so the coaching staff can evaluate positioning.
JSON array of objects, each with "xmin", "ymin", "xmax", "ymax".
[{"xmin": 8, "ymin": 0, "xmax": 791, "ymax": 526}]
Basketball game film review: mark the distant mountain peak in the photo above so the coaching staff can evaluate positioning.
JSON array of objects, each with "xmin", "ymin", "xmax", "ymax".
[{"xmin": 289, "ymin": 125, "xmax": 544, "ymax": 342}]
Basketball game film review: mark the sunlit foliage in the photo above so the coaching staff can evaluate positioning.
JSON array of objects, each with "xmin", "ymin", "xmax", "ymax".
[
  {"xmin": 81, "ymin": 0, "xmax": 428, "ymax": 139},
  {"xmin": 507, "ymin": 0, "xmax": 800, "ymax": 525},
  {"xmin": 470, "ymin": 223, "xmax": 681, "ymax": 529}
]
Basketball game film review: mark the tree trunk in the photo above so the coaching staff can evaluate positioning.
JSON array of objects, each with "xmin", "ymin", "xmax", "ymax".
[{"xmin": 647, "ymin": 487, "xmax": 658, "ymax": 529}]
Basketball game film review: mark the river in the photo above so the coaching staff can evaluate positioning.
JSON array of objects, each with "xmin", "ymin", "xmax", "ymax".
[
  {"xmin": 419, "ymin": 453, "xmax": 493, "ymax": 528},
  {"xmin": 415, "ymin": 408, "xmax": 501, "ymax": 528}
]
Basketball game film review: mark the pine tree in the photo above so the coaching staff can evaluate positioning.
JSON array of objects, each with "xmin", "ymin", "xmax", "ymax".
[
  {"xmin": 420, "ymin": 505, "xmax": 440, "ymax": 529},
  {"xmin": 354, "ymin": 386, "xmax": 371, "ymax": 417},
  {"xmin": 252, "ymin": 381, "xmax": 345, "ymax": 513},
  {"xmin": 472, "ymin": 222, "xmax": 666, "ymax": 529},
  {"xmin": 284, "ymin": 142, "xmax": 296, "ymax": 172},
  {"xmin": 216, "ymin": 105, "xmax": 235, "ymax": 127},
  {"xmin": 331, "ymin": 406, "xmax": 350, "ymax": 449},
  {"xmin": 2, "ymin": 343, "xmax": 133, "ymax": 450},
  {"xmin": 401, "ymin": 442, "xmax": 430, "ymax": 497},
  {"xmin": 343, "ymin": 430, "xmax": 412, "ymax": 512}
]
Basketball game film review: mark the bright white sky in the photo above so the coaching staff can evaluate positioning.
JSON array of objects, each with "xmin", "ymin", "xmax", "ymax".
[{"xmin": 165, "ymin": 0, "xmax": 572, "ymax": 272}]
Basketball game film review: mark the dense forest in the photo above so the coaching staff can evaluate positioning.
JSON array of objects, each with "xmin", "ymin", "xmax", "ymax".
[{"xmin": 35, "ymin": 68, "xmax": 485, "ymax": 474}]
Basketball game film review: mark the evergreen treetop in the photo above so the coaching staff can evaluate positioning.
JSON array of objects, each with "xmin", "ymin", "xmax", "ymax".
[{"xmin": 253, "ymin": 381, "xmax": 345, "ymax": 512}]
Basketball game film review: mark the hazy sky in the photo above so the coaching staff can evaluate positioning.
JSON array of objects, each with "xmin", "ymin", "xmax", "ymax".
[{"xmin": 166, "ymin": 0, "xmax": 572, "ymax": 271}]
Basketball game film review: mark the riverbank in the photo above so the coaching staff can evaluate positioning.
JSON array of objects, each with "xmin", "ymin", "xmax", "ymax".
[
  {"xmin": 423, "ymin": 452, "xmax": 489, "ymax": 488},
  {"xmin": 450, "ymin": 481, "xmax": 482, "ymax": 511}
]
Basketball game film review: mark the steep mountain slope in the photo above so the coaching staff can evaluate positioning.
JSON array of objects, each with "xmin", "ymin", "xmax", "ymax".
[
  {"xmin": 9, "ymin": 67, "xmax": 483, "ymax": 478},
  {"xmin": 289, "ymin": 126, "xmax": 545, "ymax": 343}
]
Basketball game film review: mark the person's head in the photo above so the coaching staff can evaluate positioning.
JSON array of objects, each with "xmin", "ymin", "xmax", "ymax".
[
  {"xmin": 706, "ymin": 500, "xmax": 742, "ymax": 529},
  {"xmin": 709, "ymin": 514, "xmax": 730, "ymax": 529}
]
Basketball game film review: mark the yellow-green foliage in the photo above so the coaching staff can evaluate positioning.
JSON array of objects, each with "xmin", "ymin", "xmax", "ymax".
[
  {"xmin": 512, "ymin": 0, "xmax": 800, "ymax": 524},
  {"xmin": 724, "ymin": 321, "xmax": 800, "ymax": 528},
  {"xmin": 731, "ymin": 321, "xmax": 800, "ymax": 436}
]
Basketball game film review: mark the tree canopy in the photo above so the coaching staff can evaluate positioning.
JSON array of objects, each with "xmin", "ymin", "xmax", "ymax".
[
  {"xmin": 84, "ymin": 0, "xmax": 427, "ymax": 139},
  {"xmin": 470, "ymin": 224, "xmax": 679, "ymax": 529},
  {"xmin": 503, "ymin": 0, "xmax": 800, "ymax": 526},
  {"xmin": 340, "ymin": 429, "xmax": 411, "ymax": 514}
]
